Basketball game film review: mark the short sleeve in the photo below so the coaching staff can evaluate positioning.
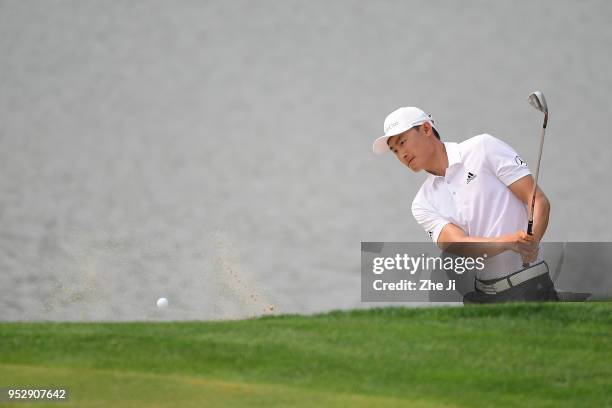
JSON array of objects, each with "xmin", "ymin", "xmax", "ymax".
[
  {"xmin": 481, "ymin": 134, "xmax": 531, "ymax": 186},
  {"xmin": 412, "ymin": 198, "xmax": 450, "ymax": 244}
]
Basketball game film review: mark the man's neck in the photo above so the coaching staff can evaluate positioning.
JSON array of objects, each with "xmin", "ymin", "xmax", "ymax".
[{"xmin": 425, "ymin": 141, "xmax": 448, "ymax": 177}]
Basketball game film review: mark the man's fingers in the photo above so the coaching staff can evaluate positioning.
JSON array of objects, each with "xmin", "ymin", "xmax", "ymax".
[
  {"xmin": 515, "ymin": 230, "xmax": 535, "ymax": 244},
  {"xmin": 516, "ymin": 241, "xmax": 539, "ymax": 259},
  {"xmin": 508, "ymin": 231, "xmax": 538, "ymax": 258},
  {"xmin": 519, "ymin": 244, "xmax": 539, "ymax": 263}
]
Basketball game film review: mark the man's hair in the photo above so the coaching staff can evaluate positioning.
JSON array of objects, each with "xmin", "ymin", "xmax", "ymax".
[{"xmin": 432, "ymin": 127, "xmax": 441, "ymax": 140}]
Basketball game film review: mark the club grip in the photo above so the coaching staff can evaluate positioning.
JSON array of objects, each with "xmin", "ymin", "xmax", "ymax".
[
  {"xmin": 526, "ymin": 220, "xmax": 534, "ymax": 236},
  {"xmin": 523, "ymin": 221, "xmax": 535, "ymax": 267}
]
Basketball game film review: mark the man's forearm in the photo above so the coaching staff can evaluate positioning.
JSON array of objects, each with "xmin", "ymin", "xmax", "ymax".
[
  {"xmin": 531, "ymin": 189, "xmax": 550, "ymax": 242},
  {"xmin": 438, "ymin": 217, "xmax": 540, "ymax": 259},
  {"xmin": 441, "ymin": 234, "xmax": 514, "ymax": 258}
]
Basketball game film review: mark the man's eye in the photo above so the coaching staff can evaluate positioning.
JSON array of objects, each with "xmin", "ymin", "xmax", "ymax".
[{"xmin": 400, "ymin": 140, "xmax": 404, "ymax": 145}]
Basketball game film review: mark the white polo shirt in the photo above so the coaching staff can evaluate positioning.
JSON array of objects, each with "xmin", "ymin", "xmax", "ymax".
[{"xmin": 411, "ymin": 134, "xmax": 536, "ymax": 280}]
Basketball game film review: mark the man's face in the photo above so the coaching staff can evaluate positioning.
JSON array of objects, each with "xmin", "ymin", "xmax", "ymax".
[{"xmin": 387, "ymin": 124, "xmax": 432, "ymax": 172}]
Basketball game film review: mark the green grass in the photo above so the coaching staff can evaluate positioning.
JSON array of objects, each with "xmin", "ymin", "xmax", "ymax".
[{"xmin": 1, "ymin": 303, "xmax": 610, "ymax": 407}]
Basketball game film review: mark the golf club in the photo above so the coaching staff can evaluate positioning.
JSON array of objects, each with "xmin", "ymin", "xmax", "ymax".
[{"xmin": 523, "ymin": 91, "xmax": 548, "ymax": 267}]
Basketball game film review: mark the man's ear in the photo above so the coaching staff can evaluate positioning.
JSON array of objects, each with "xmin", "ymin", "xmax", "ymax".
[{"xmin": 422, "ymin": 121, "xmax": 432, "ymax": 136}]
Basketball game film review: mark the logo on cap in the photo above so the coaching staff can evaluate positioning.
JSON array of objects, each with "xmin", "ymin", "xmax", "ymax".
[{"xmin": 385, "ymin": 121, "xmax": 399, "ymax": 134}]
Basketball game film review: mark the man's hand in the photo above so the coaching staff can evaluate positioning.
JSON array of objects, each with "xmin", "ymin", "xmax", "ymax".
[{"xmin": 500, "ymin": 230, "xmax": 539, "ymax": 263}]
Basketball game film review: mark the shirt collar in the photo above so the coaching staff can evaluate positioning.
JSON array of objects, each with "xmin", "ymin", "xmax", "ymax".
[
  {"xmin": 427, "ymin": 142, "xmax": 462, "ymax": 179},
  {"xmin": 444, "ymin": 142, "xmax": 462, "ymax": 168}
]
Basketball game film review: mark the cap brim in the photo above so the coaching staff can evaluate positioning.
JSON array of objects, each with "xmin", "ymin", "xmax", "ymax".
[
  {"xmin": 372, "ymin": 135, "xmax": 391, "ymax": 154},
  {"xmin": 372, "ymin": 126, "xmax": 410, "ymax": 154}
]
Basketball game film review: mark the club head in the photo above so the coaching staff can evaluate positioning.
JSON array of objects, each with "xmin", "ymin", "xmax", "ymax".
[{"xmin": 527, "ymin": 91, "xmax": 548, "ymax": 114}]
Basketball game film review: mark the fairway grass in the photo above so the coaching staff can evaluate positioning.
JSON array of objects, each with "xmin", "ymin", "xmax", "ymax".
[{"xmin": 1, "ymin": 303, "xmax": 610, "ymax": 407}]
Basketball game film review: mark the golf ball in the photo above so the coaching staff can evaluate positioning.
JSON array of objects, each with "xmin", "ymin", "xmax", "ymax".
[{"xmin": 156, "ymin": 297, "xmax": 168, "ymax": 309}]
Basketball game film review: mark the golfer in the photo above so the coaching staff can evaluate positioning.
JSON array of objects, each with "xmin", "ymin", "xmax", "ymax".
[{"xmin": 373, "ymin": 107, "xmax": 558, "ymax": 303}]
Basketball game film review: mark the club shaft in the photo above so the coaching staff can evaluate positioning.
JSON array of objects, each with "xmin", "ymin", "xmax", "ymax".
[
  {"xmin": 524, "ymin": 112, "xmax": 547, "ymax": 267},
  {"xmin": 528, "ymin": 113, "xmax": 548, "ymax": 226}
]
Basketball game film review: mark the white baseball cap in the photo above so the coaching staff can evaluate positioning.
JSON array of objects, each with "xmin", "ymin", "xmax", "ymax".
[{"xmin": 372, "ymin": 107, "xmax": 435, "ymax": 154}]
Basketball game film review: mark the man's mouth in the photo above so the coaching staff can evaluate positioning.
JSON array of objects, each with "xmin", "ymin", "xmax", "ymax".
[{"xmin": 408, "ymin": 157, "xmax": 415, "ymax": 166}]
